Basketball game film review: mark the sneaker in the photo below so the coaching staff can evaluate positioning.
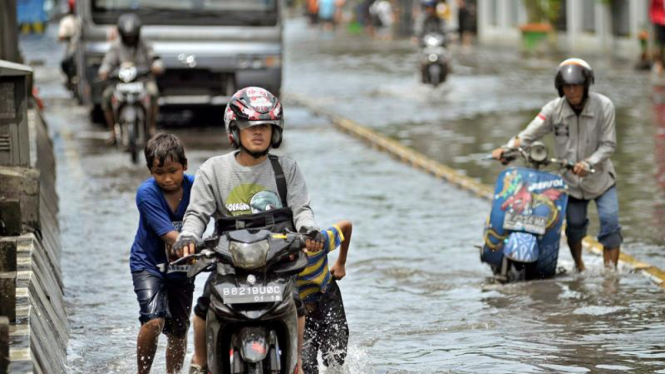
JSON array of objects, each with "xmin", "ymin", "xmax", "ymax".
[{"xmin": 189, "ymin": 364, "xmax": 207, "ymax": 374}]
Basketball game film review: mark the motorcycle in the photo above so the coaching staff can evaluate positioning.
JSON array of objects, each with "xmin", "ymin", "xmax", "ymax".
[
  {"xmin": 419, "ymin": 32, "xmax": 450, "ymax": 87},
  {"xmin": 108, "ymin": 63, "xmax": 151, "ymax": 164},
  {"xmin": 481, "ymin": 142, "xmax": 594, "ymax": 283},
  {"xmin": 171, "ymin": 229, "xmax": 307, "ymax": 374}
]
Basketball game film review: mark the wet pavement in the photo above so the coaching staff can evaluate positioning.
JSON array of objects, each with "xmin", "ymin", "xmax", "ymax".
[{"xmin": 19, "ymin": 17, "xmax": 665, "ymax": 374}]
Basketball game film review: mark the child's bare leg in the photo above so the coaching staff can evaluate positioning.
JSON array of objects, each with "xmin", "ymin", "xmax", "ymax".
[
  {"xmin": 191, "ymin": 314, "xmax": 207, "ymax": 367},
  {"xmin": 137, "ymin": 318, "xmax": 165, "ymax": 374},
  {"xmin": 166, "ymin": 334, "xmax": 187, "ymax": 374}
]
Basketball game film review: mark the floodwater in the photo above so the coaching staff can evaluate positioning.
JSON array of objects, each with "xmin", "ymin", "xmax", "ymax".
[{"xmin": 18, "ymin": 16, "xmax": 665, "ymax": 374}]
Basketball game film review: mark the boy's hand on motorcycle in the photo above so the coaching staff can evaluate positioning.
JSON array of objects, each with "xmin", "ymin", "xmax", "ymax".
[{"xmin": 330, "ymin": 262, "xmax": 346, "ymax": 280}]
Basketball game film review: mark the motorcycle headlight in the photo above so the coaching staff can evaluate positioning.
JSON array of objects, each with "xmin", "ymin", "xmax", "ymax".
[
  {"xmin": 119, "ymin": 66, "xmax": 137, "ymax": 83},
  {"xmin": 529, "ymin": 141, "xmax": 548, "ymax": 163},
  {"xmin": 230, "ymin": 239, "xmax": 270, "ymax": 270}
]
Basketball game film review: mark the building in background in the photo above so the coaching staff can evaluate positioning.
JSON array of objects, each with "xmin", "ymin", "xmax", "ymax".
[{"xmin": 477, "ymin": 0, "xmax": 649, "ymax": 58}]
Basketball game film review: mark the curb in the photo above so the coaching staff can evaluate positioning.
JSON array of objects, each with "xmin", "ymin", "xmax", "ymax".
[{"xmin": 286, "ymin": 92, "xmax": 665, "ymax": 289}]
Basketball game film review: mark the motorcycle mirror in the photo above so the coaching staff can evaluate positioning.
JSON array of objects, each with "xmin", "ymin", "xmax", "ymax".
[{"xmin": 529, "ymin": 142, "xmax": 548, "ymax": 163}]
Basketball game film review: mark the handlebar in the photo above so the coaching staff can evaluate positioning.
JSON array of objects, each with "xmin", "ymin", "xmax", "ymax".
[
  {"xmin": 170, "ymin": 249, "xmax": 215, "ymax": 266},
  {"xmin": 484, "ymin": 147, "xmax": 595, "ymax": 174},
  {"xmin": 168, "ymin": 231, "xmax": 308, "ymax": 268}
]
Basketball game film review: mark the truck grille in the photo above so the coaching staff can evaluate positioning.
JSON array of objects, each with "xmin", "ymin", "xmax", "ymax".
[{"xmin": 157, "ymin": 69, "xmax": 231, "ymax": 96}]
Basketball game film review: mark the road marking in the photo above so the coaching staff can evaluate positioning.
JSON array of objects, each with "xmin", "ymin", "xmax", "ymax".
[{"xmin": 288, "ymin": 92, "xmax": 665, "ymax": 289}]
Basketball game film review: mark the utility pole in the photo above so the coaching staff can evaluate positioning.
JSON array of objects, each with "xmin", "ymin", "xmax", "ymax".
[{"xmin": 0, "ymin": 0, "xmax": 22, "ymax": 63}]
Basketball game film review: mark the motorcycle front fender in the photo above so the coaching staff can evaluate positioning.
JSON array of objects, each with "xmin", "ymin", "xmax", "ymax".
[
  {"xmin": 236, "ymin": 327, "xmax": 269, "ymax": 363},
  {"xmin": 119, "ymin": 105, "xmax": 137, "ymax": 125},
  {"xmin": 503, "ymin": 232, "xmax": 539, "ymax": 263}
]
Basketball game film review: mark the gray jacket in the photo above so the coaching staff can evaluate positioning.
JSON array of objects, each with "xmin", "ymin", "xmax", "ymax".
[
  {"xmin": 98, "ymin": 39, "xmax": 163, "ymax": 76},
  {"xmin": 515, "ymin": 92, "xmax": 617, "ymax": 200},
  {"xmin": 181, "ymin": 152, "xmax": 318, "ymax": 239}
]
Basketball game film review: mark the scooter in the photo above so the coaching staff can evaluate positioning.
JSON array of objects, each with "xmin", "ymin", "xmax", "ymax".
[
  {"xmin": 108, "ymin": 63, "xmax": 151, "ymax": 164},
  {"xmin": 481, "ymin": 142, "xmax": 593, "ymax": 283},
  {"xmin": 419, "ymin": 32, "xmax": 450, "ymax": 87},
  {"xmin": 172, "ymin": 229, "xmax": 307, "ymax": 374}
]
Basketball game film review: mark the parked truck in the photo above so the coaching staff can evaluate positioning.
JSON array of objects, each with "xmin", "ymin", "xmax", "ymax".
[{"xmin": 76, "ymin": 0, "xmax": 283, "ymax": 121}]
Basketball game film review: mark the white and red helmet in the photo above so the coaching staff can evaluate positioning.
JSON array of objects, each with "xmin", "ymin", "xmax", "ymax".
[{"xmin": 224, "ymin": 87, "xmax": 284, "ymax": 148}]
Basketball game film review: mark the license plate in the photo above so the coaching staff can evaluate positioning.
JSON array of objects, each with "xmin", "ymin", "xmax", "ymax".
[
  {"xmin": 503, "ymin": 211, "xmax": 547, "ymax": 235},
  {"xmin": 116, "ymin": 82, "xmax": 143, "ymax": 92},
  {"xmin": 221, "ymin": 284, "xmax": 283, "ymax": 304}
]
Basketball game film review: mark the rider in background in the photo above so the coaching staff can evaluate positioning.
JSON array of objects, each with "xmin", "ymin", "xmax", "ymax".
[
  {"xmin": 413, "ymin": 0, "xmax": 446, "ymax": 41},
  {"xmin": 58, "ymin": 0, "xmax": 79, "ymax": 92},
  {"xmin": 492, "ymin": 58, "xmax": 622, "ymax": 272},
  {"xmin": 98, "ymin": 13, "xmax": 163, "ymax": 144}
]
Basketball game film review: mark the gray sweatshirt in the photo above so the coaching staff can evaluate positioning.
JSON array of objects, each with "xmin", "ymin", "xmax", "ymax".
[
  {"xmin": 181, "ymin": 152, "xmax": 317, "ymax": 238},
  {"xmin": 515, "ymin": 92, "xmax": 617, "ymax": 200}
]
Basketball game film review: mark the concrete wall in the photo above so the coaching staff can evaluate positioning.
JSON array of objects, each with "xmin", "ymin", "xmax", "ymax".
[{"xmin": 0, "ymin": 62, "xmax": 67, "ymax": 374}]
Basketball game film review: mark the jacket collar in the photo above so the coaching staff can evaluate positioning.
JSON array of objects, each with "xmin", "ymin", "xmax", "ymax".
[{"xmin": 560, "ymin": 94, "xmax": 596, "ymax": 118}]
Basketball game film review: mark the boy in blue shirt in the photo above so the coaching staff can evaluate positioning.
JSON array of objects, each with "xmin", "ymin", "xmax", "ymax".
[
  {"xmin": 130, "ymin": 133, "xmax": 195, "ymax": 374},
  {"xmin": 299, "ymin": 220, "xmax": 353, "ymax": 374}
]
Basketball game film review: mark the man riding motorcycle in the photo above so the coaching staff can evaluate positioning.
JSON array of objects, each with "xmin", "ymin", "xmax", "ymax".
[
  {"xmin": 172, "ymin": 87, "xmax": 325, "ymax": 374},
  {"xmin": 98, "ymin": 13, "xmax": 163, "ymax": 144},
  {"xmin": 413, "ymin": 0, "xmax": 446, "ymax": 40}
]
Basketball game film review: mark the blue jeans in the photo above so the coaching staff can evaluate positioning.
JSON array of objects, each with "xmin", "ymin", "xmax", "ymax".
[{"xmin": 565, "ymin": 186, "xmax": 623, "ymax": 249}]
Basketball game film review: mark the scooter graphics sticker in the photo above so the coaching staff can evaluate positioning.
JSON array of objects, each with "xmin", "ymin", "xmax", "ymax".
[{"xmin": 484, "ymin": 168, "xmax": 568, "ymax": 251}]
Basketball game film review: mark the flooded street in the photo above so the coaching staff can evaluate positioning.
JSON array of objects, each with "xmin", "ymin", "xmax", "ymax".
[{"xmin": 20, "ymin": 17, "xmax": 665, "ymax": 373}]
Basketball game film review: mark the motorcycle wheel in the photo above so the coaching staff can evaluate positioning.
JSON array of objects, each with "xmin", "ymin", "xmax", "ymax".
[
  {"xmin": 428, "ymin": 64, "xmax": 442, "ymax": 87},
  {"xmin": 507, "ymin": 261, "xmax": 527, "ymax": 282},
  {"xmin": 440, "ymin": 64, "xmax": 449, "ymax": 83},
  {"xmin": 126, "ymin": 122, "xmax": 139, "ymax": 164},
  {"xmin": 246, "ymin": 362, "xmax": 264, "ymax": 374}
]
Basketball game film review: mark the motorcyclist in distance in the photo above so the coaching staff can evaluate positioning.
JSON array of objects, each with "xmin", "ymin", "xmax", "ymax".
[
  {"xmin": 98, "ymin": 13, "xmax": 164, "ymax": 144},
  {"xmin": 413, "ymin": 0, "xmax": 447, "ymax": 42}
]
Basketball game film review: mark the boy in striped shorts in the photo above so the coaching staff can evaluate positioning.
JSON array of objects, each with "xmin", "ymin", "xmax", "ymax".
[{"xmin": 299, "ymin": 220, "xmax": 353, "ymax": 374}]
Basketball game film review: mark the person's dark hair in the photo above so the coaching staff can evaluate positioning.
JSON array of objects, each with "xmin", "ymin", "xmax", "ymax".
[{"xmin": 144, "ymin": 133, "xmax": 187, "ymax": 170}]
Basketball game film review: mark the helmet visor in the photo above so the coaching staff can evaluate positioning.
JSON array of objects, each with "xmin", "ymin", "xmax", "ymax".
[
  {"xmin": 234, "ymin": 119, "xmax": 283, "ymax": 130},
  {"xmin": 559, "ymin": 65, "xmax": 586, "ymax": 86}
]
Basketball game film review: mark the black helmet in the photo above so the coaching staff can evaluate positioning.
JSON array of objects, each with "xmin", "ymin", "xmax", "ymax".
[
  {"xmin": 117, "ymin": 13, "xmax": 141, "ymax": 47},
  {"xmin": 224, "ymin": 87, "xmax": 284, "ymax": 149},
  {"xmin": 555, "ymin": 58, "xmax": 594, "ymax": 97},
  {"xmin": 421, "ymin": 0, "xmax": 437, "ymax": 8}
]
